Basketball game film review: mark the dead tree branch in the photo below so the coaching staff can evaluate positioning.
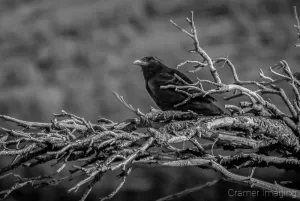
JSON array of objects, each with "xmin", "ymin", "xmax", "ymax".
[{"xmin": 1, "ymin": 8, "xmax": 300, "ymax": 201}]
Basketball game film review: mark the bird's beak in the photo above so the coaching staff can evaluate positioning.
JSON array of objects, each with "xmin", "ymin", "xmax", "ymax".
[{"xmin": 133, "ymin": 60, "xmax": 148, "ymax": 66}]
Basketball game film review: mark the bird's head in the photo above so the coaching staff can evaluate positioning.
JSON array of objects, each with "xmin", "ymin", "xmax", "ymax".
[
  {"xmin": 133, "ymin": 56, "xmax": 164, "ymax": 68},
  {"xmin": 133, "ymin": 56, "xmax": 165, "ymax": 79}
]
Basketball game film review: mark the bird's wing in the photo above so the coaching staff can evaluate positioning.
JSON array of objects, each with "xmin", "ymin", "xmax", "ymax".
[
  {"xmin": 146, "ymin": 72, "xmax": 188, "ymax": 106},
  {"xmin": 167, "ymin": 69, "xmax": 194, "ymax": 84},
  {"xmin": 193, "ymin": 95, "xmax": 229, "ymax": 115},
  {"xmin": 146, "ymin": 72, "xmax": 186, "ymax": 97},
  {"xmin": 153, "ymin": 72, "xmax": 229, "ymax": 115},
  {"xmin": 154, "ymin": 71, "xmax": 193, "ymax": 86}
]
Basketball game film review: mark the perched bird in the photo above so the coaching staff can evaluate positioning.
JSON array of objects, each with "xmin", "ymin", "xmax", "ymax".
[{"xmin": 133, "ymin": 56, "xmax": 227, "ymax": 115}]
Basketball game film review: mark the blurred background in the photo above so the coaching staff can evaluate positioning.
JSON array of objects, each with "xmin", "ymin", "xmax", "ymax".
[{"xmin": 0, "ymin": 0, "xmax": 300, "ymax": 200}]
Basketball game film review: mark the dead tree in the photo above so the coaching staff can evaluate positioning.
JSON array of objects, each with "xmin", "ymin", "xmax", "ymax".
[{"xmin": 1, "ymin": 7, "xmax": 300, "ymax": 201}]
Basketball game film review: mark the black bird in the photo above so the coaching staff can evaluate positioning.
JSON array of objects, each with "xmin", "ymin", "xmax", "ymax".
[{"xmin": 133, "ymin": 56, "xmax": 227, "ymax": 115}]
